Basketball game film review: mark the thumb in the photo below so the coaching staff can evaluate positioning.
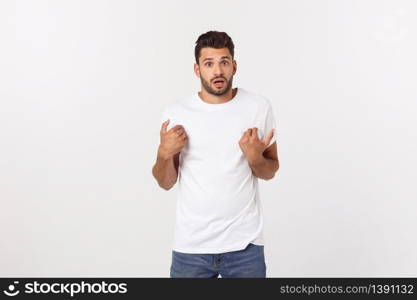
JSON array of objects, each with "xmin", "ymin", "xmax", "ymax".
[{"xmin": 161, "ymin": 119, "xmax": 170, "ymax": 133}]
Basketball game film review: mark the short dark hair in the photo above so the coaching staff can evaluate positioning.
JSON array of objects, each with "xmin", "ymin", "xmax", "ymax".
[{"xmin": 194, "ymin": 31, "xmax": 235, "ymax": 64}]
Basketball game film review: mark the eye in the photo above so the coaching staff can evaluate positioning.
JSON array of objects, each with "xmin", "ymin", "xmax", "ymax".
[
  {"xmin": 205, "ymin": 62, "xmax": 212, "ymax": 67},
  {"xmin": 222, "ymin": 61, "xmax": 229, "ymax": 65}
]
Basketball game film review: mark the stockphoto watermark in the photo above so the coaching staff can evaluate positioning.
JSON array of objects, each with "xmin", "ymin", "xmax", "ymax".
[{"xmin": 2, "ymin": 280, "xmax": 128, "ymax": 297}]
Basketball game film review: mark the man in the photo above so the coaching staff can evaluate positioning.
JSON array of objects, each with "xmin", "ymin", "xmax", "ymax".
[{"xmin": 152, "ymin": 31, "xmax": 279, "ymax": 278}]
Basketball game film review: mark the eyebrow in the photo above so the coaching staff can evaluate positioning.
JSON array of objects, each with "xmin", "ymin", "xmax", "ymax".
[{"xmin": 202, "ymin": 56, "xmax": 231, "ymax": 62}]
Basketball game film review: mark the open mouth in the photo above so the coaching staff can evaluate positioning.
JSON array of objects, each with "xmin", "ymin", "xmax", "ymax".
[{"xmin": 213, "ymin": 79, "xmax": 225, "ymax": 88}]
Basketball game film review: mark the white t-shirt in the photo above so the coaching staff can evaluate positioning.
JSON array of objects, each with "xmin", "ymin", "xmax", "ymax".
[{"xmin": 160, "ymin": 87, "xmax": 277, "ymax": 254}]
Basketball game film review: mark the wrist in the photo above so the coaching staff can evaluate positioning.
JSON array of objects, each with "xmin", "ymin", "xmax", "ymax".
[
  {"xmin": 157, "ymin": 146, "xmax": 172, "ymax": 161},
  {"xmin": 247, "ymin": 153, "xmax": 264, "ymax": 167}
]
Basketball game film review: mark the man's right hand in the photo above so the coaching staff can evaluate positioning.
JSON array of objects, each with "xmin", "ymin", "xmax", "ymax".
[{"xmin": 158, "ymin": 119, "xmax": 188, "ymax": 160}]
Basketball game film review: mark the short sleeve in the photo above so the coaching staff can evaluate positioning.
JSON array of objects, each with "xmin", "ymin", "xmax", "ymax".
[{"xmin": 262, "ymin": 100, "xmax": 277, "ymax": 148}]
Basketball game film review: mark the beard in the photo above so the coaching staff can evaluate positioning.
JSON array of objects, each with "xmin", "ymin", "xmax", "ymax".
[{"xmin": 200, "ymin": 75, "xmax": 234, "ymax": 96}]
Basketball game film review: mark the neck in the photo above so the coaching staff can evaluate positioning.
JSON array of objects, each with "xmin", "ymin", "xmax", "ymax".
[{"xmin": 198, "ymin": 87, "xmax": 237, "ymax": 104}]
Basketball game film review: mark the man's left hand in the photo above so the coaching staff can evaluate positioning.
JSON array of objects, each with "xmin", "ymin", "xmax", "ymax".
[{"xmin": 238, "ymin": 127, "xmax": 274, "ymax": 164}]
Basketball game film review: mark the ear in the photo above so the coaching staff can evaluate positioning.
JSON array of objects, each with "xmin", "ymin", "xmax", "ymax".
[
  {"xmin": 233, "ymin": 60, "xmax": 237, "ymax": 75},
  {"xmin": 194, "ymin": 63, "xmax": 200, "ymax": 78}
]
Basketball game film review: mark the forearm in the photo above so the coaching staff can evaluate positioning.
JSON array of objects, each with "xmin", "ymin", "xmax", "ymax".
[
  {"xmin": 248, "ymin": 154, "xmax": 279, "ymax": 180},
  {"xmin": 152, "ymin": 148, "xmax": 178, "ymax": 190}
]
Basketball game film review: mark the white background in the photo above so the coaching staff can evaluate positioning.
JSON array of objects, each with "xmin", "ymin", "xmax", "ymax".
[{"xmin": 1, "ymin": 0, "xmax": 416, "ymax": 277}]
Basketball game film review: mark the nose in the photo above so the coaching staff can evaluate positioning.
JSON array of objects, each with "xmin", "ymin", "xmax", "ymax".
[{"xmin": 213, "ymin": 63, "xmax": 224, "ymax": 77}]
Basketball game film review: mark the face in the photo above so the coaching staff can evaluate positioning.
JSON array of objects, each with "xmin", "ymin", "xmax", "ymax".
[{"xmin": 194, "ymin": 47, "xmax": 237, "ymax": 96}]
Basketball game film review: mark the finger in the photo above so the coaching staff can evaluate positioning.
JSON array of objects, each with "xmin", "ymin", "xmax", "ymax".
[
  {"xmin": 252, "ymin": 127, "xmax": 259, "ymax": 139},
  {"xmin": 161, "ymin": 119, "xmax": 170, "ymax": 133},
  {"xmin": 241, "ymin": 130, "xmax": 250, "ymax": 142},
  {"xmin": 175, "ymin": 128, "xmax": 184, "ymax": 135},
  {"xmin": 168, "ymin": 124, "xmax": 184, "ymax": 132},
  {"xmin": 247, "ymin": 128, "xmax": 253, "ymax": 137},
  {"xmin": 263, "ymin": 129, "xmax": 274, "ymax": 146},
  {"xmin": 241, "ymin": 129, "xmax": 250, "ymax": 138},
  {"xmin": 178, "ymin": 131, "xmax": 187, "ymax": 140}
]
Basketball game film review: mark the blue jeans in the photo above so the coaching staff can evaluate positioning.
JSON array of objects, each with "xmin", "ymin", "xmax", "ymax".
[{"xmin": 170, "ymin": 243, "xmax": 266, "ymax": 278}]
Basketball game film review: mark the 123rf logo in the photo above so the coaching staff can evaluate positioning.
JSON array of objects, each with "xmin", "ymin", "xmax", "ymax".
[
  {"xmin": 3, "ymin": 281, "xmax": 20, "ymax": 296},
  {"xmin": 3, "ymin": 281, "xmax": 127, "ymax": 297}
]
